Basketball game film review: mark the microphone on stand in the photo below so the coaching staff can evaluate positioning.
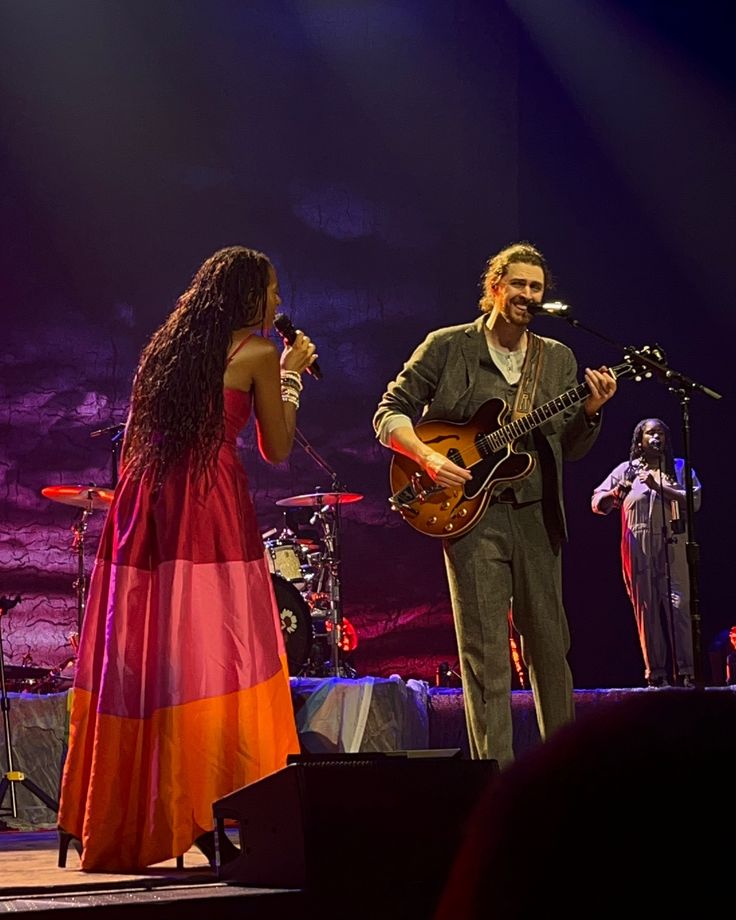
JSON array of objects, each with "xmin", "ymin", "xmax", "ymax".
[
  {"xmin": 90, "ymin": 423, "xmax": 126, "ymax": 439},
  {"xmin": 526, "ymin": 301, "xmax": 572, "ymax": 318},
  {"xmin": 274, "ymin": 314, "xmax": 322, "ymax": 380}
]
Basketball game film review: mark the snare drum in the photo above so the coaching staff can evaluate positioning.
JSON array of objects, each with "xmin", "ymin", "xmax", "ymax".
[
  {"xmin": 272, "ymin": 574, "xmax": 313, "ymax": 676},
  {"xmin": 264, "ymin": 538, "xmax": 304, "ymax": 585}
]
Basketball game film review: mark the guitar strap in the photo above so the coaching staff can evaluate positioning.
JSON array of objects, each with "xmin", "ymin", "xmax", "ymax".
[{"xmin": 511, "ymin": 332, "xmax": 545, "ymax": 420}]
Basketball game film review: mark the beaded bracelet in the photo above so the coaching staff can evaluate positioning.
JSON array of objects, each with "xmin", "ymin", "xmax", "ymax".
[
  {"xmin": 280, "ymin": 370, "xmax": 303, "ymax": 392},
  {"xmin": 281, "ymin": 389, "xmax": 300, "ymax": 409},
  {"xmin": 281, "ymin": 378, "xmax": 302, "ymax": 395}
]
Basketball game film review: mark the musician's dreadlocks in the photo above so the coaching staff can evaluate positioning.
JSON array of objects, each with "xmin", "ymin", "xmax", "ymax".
[
  {"xmin": 124, "ymin": 246, "xmax": 272, "ymax": 483},
  {"xmin": 629, "ymin": 418, "xmax": 676, "ymax": 480}
]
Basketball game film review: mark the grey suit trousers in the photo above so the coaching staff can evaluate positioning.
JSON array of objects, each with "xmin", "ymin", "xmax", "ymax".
[{"xmin": 443, "ymin": 499, "xmax": 575, "ymax": 768}]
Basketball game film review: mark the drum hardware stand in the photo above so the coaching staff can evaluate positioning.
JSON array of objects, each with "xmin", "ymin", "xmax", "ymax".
[
  {"xmin": 71, "ymin": 506, "xmax": 94, "ymax": 636},
  {"xmin": 291, "ymin": 428, "xmax": 358, "ymax": 678},
  {"xmin": 308, "ymin": 500, "xmax": 357, "ymax": 679},
  {"xmin": 0, "ymin": 595, "xmax": 59, "ymax": 822}
]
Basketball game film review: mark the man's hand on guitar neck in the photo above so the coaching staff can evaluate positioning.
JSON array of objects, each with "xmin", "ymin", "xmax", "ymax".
[{"xmin": 583, "ymin": 366, "xmax": 618, "ymax": 417}]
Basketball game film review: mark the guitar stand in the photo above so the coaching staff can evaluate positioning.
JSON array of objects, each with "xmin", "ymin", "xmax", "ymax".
[{"xmin": 0, "ymin": 596, "xmax": 59, "ymax": 822}]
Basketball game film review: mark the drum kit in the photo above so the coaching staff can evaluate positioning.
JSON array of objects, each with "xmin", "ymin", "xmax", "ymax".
[
  {"xmin": 35, "ymin": 483, "xmax": 362, "ymax": 682},
  {"xmin": 265, "ymin": 490, "xmax": 363, "ymax": 678}
]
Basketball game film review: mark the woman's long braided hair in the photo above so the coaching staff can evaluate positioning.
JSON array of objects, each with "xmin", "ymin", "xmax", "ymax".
[
  {"xmin": 629, "ymin": 418, "xmax": 677, "ymax": 480},
  {"xmin": 124, "ymin": 246, "xmax": 272, "ymax": 484}
]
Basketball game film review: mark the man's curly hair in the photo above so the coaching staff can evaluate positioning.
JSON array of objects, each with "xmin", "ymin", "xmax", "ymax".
[{"xmin": 478, "ymin": 241, "xmax": 553, "ymax": 314}]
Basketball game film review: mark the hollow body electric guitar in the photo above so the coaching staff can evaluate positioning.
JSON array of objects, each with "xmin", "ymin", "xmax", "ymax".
[{"xmin": 389, "ymin": 359, "xmax": 637, "ymax": 538}]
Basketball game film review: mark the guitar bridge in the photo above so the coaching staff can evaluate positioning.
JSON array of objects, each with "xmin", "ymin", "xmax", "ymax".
[{"xmin": 389, "ymin": 472, "xmax": 441, "ymax": 516}]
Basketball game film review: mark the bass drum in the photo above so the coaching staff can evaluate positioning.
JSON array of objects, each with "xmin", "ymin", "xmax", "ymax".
[{"xmin": 272, "ymin": 573, "xmax": 313, "ymax": 676}]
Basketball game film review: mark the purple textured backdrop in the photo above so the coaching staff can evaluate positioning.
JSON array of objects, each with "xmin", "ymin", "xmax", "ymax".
[{"xmin": 0, "ymin": 0, "xmax": 731, "ymax": 688}]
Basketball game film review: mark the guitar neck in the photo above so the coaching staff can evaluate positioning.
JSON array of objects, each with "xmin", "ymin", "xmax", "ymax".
[{"xmin": 486, "ymin": 378, "xmax": 596, "ymax": 453}]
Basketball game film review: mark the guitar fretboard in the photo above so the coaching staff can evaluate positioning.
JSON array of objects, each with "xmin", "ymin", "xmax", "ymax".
[{"xmin": 482, "ymin": 362, "xmax": 628, "ymax": 455}]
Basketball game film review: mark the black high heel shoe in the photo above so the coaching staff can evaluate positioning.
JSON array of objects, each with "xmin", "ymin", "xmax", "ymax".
[
  {"xmin": 58, "ymin": 829, "xmax": 83, "ymax": 868},
  {"xmin": 193, "ymin": 830, "xmax": 239, "ymax": 870}
]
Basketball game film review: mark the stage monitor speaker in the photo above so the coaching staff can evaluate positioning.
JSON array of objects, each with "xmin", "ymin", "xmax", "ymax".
[{"xmin": 212, "ymin": 752, "xmax": 498, "ymax": 895}]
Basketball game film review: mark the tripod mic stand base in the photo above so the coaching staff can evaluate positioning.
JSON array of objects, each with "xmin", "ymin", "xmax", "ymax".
[{"xmin": 0, "ymin": 771, "xmax": 59, "ymax": 817}]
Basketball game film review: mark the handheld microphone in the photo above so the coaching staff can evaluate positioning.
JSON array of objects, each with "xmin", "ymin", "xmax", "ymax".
[
  {"xmin": 623, "ymin": 459, "xmax": 640, "ymax": 483},
  {"xmin": 670, "ymin": 498, "xmax": 685, "ymax": 534},
  {"xmin": 274, "ymin": 313, "xmax": 322, "ymax": 380},
  {"xmin": 526, "ymin": 301, "xmax": 571, "ymax": 318}
]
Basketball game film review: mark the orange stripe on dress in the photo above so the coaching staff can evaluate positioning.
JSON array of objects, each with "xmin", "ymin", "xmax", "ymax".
[{"xmin": 59, "ymin": 663, "xmax": 298, "ymax": 871}]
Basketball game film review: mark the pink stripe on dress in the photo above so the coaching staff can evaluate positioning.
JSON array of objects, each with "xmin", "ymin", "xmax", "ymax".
[{"xmin": 76, "ymin": 553, "xmax": 285, "ymax": 719}]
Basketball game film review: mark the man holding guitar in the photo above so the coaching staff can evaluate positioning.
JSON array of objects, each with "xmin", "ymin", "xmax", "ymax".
[{"xmin": 373, "ymin": 241, "xmax": 617, "ymax": 768}]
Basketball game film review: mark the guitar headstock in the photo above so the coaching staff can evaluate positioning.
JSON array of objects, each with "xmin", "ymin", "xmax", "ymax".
[{"xmin": 614, "ymin": 344, "xmax": 667, "ymax": 384}]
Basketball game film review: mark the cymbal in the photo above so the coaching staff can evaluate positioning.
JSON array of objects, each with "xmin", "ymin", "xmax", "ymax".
[
  {"xmin": 41, "ymin": 485, "xmax": 114, "ymax": 510},
  {"xmin": 276, "ymin": 491, "xmax": 364, "ymax": 508}
]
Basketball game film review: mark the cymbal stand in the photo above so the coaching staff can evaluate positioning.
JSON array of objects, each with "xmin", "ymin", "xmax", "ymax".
[
  {"xmin": 292, "ymin": 427, "xmax": 356, "ymax": 678},
  {"xmin": 71, "ymin": 503, "xmax": 94, "ymax": 636},
  {"xmin": 0, "ymin": 596, "xmax": 59, "ymax": 820},
  {"xmin": 309, "ymin": 502, "xmax": 356, "ymax": 678}
]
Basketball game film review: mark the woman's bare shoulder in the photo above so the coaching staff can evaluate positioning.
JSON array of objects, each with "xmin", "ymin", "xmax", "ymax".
[{"xmin": 224, "ymin": 334, "xmax": 278, "ymax": 391}]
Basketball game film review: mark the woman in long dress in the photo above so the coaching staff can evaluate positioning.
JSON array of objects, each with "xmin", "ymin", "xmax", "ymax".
[{"xmin": 58, "ymin": 246, "xmax": 316, "ymax": 871}]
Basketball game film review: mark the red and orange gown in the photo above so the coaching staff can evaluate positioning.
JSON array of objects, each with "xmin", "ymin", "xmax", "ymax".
[{"xmin": 58, "ymin": 360, "xmax": 298, "ymax": 870}]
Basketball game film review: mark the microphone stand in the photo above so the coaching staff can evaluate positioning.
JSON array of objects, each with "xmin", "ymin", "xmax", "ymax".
[
  {"xmin": 539, "ymin": 312, "xmax": 721, "ymax": 688},
  {"xmin": 90, "ymin": 423, "xmax": 125, "ymax": 488},
  {"xmin": 652, "ymin": 448, "xmax": 679, "ymax": 685},
  {"xmin": 293, "ymin": 428, "xmax": 349, "ymax": 494}
]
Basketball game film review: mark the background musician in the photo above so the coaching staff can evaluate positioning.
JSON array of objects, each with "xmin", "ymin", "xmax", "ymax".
[{"xmin": 591, "ymin": 417, "xmax": 701, "ymax": 688}]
